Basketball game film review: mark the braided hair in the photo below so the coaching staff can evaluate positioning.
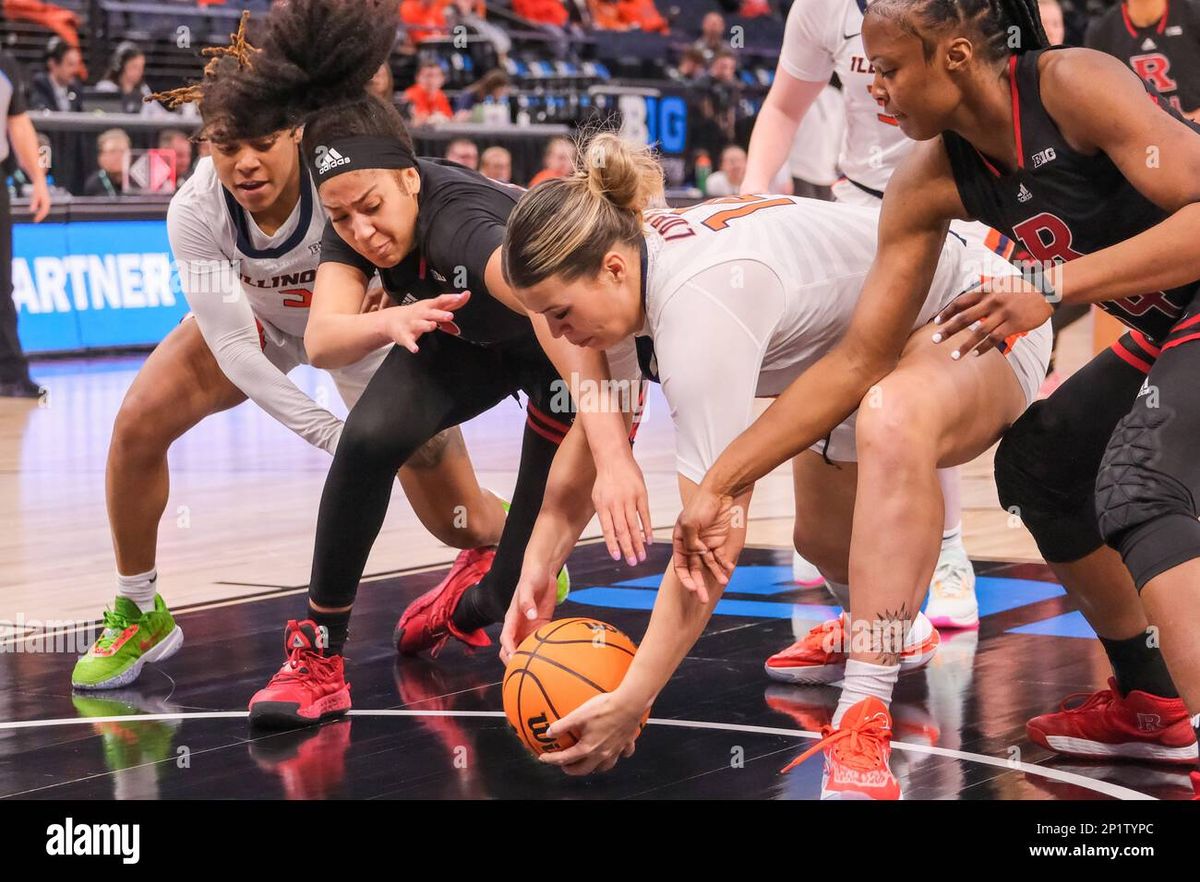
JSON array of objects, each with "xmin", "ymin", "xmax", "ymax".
[
  {"xmin": 867, "ymin": 0, "xmax": 1049, "ymax": 62},
  {"xmin": 147, "ymin": 10, "xmax": 257, "ymax": 119},
  {"xmin": 209, "ymin": 0, "xmax": 412, "ymax": 162}
]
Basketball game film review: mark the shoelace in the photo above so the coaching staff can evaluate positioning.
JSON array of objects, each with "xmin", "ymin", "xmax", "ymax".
[
  {"xmin": 781, "ymin": 711, "xmax": 891, "ymax": 774},
  {"xmin": 932, "ymin": 559, "xmax": 969, "ymax": 599},
  {"xmin": 269, "ymin": 647, "xmax": 332, "ymax": 686},
  {"xmin": 784, "ymin": 617, "xmax": 845, "ymax": 655},
  {"xmin": 94, "ymin": 607, "xmax": 135, "ymax": 651},
  {"xmin": 1058, "ymin": 688, "xmax": 1115, "ymax": 714}
]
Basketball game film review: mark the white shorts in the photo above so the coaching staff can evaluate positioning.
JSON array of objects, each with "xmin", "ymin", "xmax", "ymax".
[{"xmin": 809, "ymin": 319, "xmax": 1052, "ymax": 463}]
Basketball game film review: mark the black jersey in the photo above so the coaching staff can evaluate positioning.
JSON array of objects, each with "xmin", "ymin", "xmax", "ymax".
[
  {"xmin": 320, "ymin": 158, "xmax": 531, "ymax": 347},
  {"xmin": 943, "ymin": 48, "xmax": 1200, "ymax": 344},
  {"xmin": 1085, "ymin": 0, "xmax": 1200, "ymax": 115}
]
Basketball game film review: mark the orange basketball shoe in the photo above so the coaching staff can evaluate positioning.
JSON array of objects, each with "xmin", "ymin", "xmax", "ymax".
[
  {"xmin": 764, "ymin": 614, "xmax": 941, "ymax": 684},
  {"xmin": 782, "ymin": 696, "xmax": 900, "ymax": 800}
]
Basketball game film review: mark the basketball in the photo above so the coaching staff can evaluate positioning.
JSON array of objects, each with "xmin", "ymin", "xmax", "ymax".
[{"xmin": 503, "ymin": 617, "xmax": 642, "ymax": 755}]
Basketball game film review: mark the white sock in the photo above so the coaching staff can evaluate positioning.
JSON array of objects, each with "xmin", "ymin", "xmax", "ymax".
[
  {"xmin": 117, "ymin": 569, "xmax": 158, "ymax": 614},
  {"xmin": 833, "ymin": 659, "xmax": 900, "ymax": 727},
  {"xmin": 941, "ymin": 522, "xmax": 963, "ymax": 549},
  {"xmin": 824, "ymin": 579, "xmax": 851, "ymax": 609}
]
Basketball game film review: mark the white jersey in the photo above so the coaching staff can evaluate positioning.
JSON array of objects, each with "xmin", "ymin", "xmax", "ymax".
[
  {"xmin": 780, "ymin": 0, "xmax": 911, "ymax": 192},
  {"xmin": 639, "ymin": 197, "xmax": 1043, "ymax": 481},
  {"xmin": 168, "ymin": 156, "xmax": 382, "ymax": 454}
]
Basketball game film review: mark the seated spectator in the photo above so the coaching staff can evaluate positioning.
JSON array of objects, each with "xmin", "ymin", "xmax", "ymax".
[
  {"xmin": 3, "ymin": 0, "xmax": 82, "ymax": 65},
  {"xmin": 589, "ymin": 0, "xmax": 628, "ymax": 29},
  {"xmin": 479, "ymin": 145, "xmax": 512, "ymax": 183},
  {"xmin": 445, "ymin": 0, "xmax": 512, "ymax": 64},
  {"xmin": 367, "ymin": 61, "xmax": 395, "ymax": 104},
  {"xmin": 454, "ymin": 69, "xmax": 511, "ymax": 120},
  {"xmin": 704, "ymin": 145, "xmax": 791, "ymax": 196},
  {"xmin": 30, "ymin": 36, "xmax": 83, "ymax": 111},
  {"xmin": 738, "ymin": 0, "xmax": 772, "ymax": 17},
  {"xmin": 668, "ymin": 47, "xmax": 707, "ymax": 83},
  {"xmin": 528, "ymin": 136, "xmax": 575, "ymax": 186},
  {"xmin": 617, "ymin": 0, "xmax": 669, "ymax": 33},
  {"xmin": 158, "ymin": 127, "xmax": 195, "ymax": 184},
  {"xmin": 690, "ymin": 49, "xmax": 741, "ymax": 161},
  {"xmin": 83, "ymin": 128, "xmax": 130, "ymax": 196},
  {"xmin": 514, "ymin": 0, "xmax": 568, "ymax": 27},
  {"xmin": 445, "ymin": 137, "xmax": 479, "ymax": 170},
  {"xmin": 402, "ymin": 61, "xmax": 453, "ymax": 125},
  {"xmin": 95, "ymin": 41, "xmax": 171, "ymax": 116},
  {"xmin": 400, "ymin": 0, "xmax": 450, "ymax": 44},
  {"xmin": 693, "ymin": 12, "xmax": 730, "ymax": 61}
]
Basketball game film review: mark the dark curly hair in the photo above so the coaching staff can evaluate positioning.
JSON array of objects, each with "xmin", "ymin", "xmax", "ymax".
[
  {"xmin": 208, "ymin": 0, "xmax": 412, "ymax": 162},
  {"xmin": 867, "ymin": 0, "xmax": 1049, "ymax": 62}
]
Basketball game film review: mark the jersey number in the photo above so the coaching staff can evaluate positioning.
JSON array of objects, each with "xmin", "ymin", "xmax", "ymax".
[
  {"xmin": 674, "ymin": 195, "xmax": 793, "ymax": 230},
  {"xmin": 281, "ymin": 288, "xmax": 313, "ymax": 309}
]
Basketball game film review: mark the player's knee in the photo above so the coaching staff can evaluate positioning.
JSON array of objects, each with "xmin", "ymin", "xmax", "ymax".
[
  {"xmin": 110, "ymin": 391, "xmax": 174, "ymax": 461},
  {"xmin": 339, "ymin": 402, "xmax": 420, "ymax": 472},
  {"xmin": 1095, "ymin": 405, "xmax": 1200, "ymax": 586},
  {"xmin": 792, "ymin": 520, "xmax": 849, "ymax": 583},
  {"xmin": 854, "ymin": 382, "xmax": 932, "ymax": 466}
]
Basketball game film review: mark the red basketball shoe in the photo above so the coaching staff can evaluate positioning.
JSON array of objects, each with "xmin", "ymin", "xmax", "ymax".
[
  {"xmin": 249, "ymin": 620, "xmax": 351, "ymax": 729},
  {"xmin": 1027, "ymin": 678, "xmax": 1197, "ymax": 765},
  {"xmin": 394, "ymin": 547, "xmax": 494, "ymax": 656}
]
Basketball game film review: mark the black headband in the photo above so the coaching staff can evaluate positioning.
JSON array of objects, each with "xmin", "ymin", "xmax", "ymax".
[{"xmin": 307, "ymin": 135, "xmax": 417, "ymax": 183}]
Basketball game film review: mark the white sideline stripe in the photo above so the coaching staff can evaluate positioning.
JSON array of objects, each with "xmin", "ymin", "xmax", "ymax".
[{"xmin": 0, "ymin": 710, "xmax": 1153, "ymax": 800}]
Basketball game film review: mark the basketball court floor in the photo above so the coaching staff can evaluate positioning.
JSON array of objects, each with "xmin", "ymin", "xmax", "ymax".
[{"xmin": 1, "ymin": 319, "xmax": 1193, "ymax": 801}]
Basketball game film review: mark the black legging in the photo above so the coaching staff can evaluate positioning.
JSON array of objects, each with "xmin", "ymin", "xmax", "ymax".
[{"xmin": 309, "ymin": 330, "xmax": 569, "ymax": 624}]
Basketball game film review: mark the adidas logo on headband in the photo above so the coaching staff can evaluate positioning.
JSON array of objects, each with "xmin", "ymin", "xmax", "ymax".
[{"xmin": 314, "ymin": 145, "xmax": 351, "ymax": 175}]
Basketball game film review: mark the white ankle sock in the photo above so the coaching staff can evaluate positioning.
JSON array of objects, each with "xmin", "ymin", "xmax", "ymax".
[
  {"xmin": 833, "ymin": 659, "xmax": 900, "ymax": 727},
  {"xmin": 117, "ymin": 569, "xmax": 158, "ymax": 614},
  {"xmin": 942, "ymin": 522, "xmax": 963, "ymax": 549}
]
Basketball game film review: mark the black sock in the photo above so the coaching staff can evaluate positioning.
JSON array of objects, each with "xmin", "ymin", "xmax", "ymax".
[
  {"xmin": 452, "ymin": 418, "xmax": 562, "ymax": 633},
  {"xmin": 1099, "ymin": 632, "xmax": 1178, "ymax": 698},
  {"xmin": 308, "ymin": 603, "xmax": 351, "ymax": 657}
]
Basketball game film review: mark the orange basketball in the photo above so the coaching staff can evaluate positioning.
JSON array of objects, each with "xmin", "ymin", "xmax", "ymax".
[{"xmin": 503, "ymin": 617, "xmax": 644, "ymax": 755}]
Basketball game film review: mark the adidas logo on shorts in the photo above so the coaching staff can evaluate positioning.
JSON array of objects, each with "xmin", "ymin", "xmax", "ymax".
[{"xmin": 314, "ymin": 145, "xmax": 351, "ymax": 175}]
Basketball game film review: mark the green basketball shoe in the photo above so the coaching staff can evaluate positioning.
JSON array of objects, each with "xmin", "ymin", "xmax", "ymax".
[
  {"xmin": 495, "ymin": 495, "xmax": 570, "ymax": 604},
  {"xmin": 71, "ymin": 595, "xmax": 183, "ymax": 690}
]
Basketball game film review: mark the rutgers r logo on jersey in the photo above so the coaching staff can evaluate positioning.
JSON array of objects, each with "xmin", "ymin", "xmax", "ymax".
[
  {"xmin": 313, "ymin": 145, "xmax": 351, "ymax": 175},
  {"xmin": 1130, "ymin": 53, "xmax": 1178, "ymax": 94}
]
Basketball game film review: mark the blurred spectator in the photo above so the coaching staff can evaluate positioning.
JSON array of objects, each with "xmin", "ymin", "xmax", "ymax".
[
  {"xmin": 738, "ymin": 0, "xmax": 772, "ymax": 16},
  {"xmin": 1085, "ymin": 0, "xmax": 1200, "ymax": 121},
  {"xmin": 446, "ymin": 0, "xmax": 513, "ymax": 64},
  {"xmin": 158, "ymin": 128, "xmax": 195, "ymax": 184},
  {"xmin": 528, "ymin": 136, "xmax": 575, "ymax": 186},
  {"xmin": 514, "ymin": 0, "xmax": 569, "ymax": 27},
  {"xmin": 1038, "ymin": 0, "xmax": 1065, "ymax": 44},
  {"xmin": 705, "ymin": 144, "xmax": 791, "ymax": 195},
  {"xmin": 83, "ymin": 128, "xmax": 129, "ymax": 196},
  {"xmin": 2, "ymin": 0, "xmax": 81, "ymax": 60},
  {"xmin": 693, "ymin": 12, "xmax": 730, "ymax": 61},
  {"xmin": 403, "ymin": 61, "xmax": 454, "ymax": 125},
  {"xmin": 400, "ymin": 0, "xmax": 450, "ymax": 44},
  {"xmin": 445, "ymin": 137, "xmax": 480, "ymax": 169},
  {"xmin": 95, "ymin": 41, "xmax": 171, "ymax": 116},
  {"xmin": 0, "ymin": 44, "xmax": 51, "ymax": 398},
  {"xmin": 454, "ymin": 69, "xmax": 511, "ymax": 120},
  {"xmin": 30, "ymin": 36, "xmax": 83, "ymax": 111},
  {"xmin": 514, "ymin": 0, "xmax": 573, "ymax": 58},
  {"xmin": 589, "ymin": 0, "xmax": 669, "ymax": 31},
  {"xmin": 479, "ymin": 145, "xmax": 512, "ymax": 182},
  {"xmin": 668, "ymin": 47, "xmax": 708, "ymax": 83},
  {"xmin": 367, "ymin": 61, "xmax": 395, "ymax": 104}
]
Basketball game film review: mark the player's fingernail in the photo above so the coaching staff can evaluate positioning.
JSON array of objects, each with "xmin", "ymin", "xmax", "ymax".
[
  {"xmin": 969, "ymin": 320, "xmax": 980, "ymax": 331},
  {"xmin": 934, "ymin": 315, "xmax": 942, "ymax": 324},
  {"xmin": 951, "ymin": 350, "xmax": 961, "ymax": 360},
  {"xmin": 611, "ymin": 551, "xmax": 621, "ymax": 561},
  {"xmin": 931, "ymin": 332, "xmax": 942, "ymax": 343},
  {"xmin": 525, "ymin": 607, "xmax": 537, "ymax": 620},
  {"xmin": 626, "ymin": 556, "xmax": 637, "ymax": 566}
]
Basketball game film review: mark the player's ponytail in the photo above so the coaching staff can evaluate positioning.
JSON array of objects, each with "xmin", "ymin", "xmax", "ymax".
[
  {"xmin": 206, "ymin": 0, "xmax": 412, "ymax": 158},
  {"xmin": 503, "ymin": 132, "xmax": 664, "ymax": 289},
  {"xmin": 868, "ymin": 0, "xmax": 1048, "ymax": 63}
]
